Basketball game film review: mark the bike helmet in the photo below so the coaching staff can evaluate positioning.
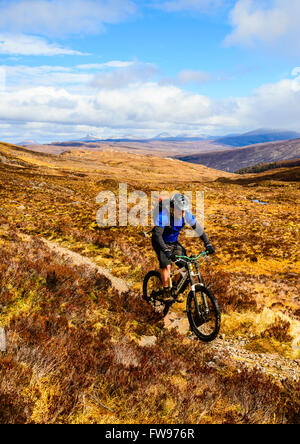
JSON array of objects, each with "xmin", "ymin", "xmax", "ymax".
[{"xmin": 171, "ymin": 193, "xmax": 190, "ymax": 211}]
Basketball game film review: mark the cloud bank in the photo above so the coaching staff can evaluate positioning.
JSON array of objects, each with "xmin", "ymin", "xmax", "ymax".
[
  {"xmin": 0, "ymin": 0, "xmax": 136, "ymax": 37},
  {"xmin": 90, "ymin": 63, "xmax": 160, "ymax": 89},
  {"xmin": 224, "ymin": 0, "xmax": 300, "ymax": 52},
  {"xmin": 0, "ymin": 34, "xmax": 87, "ymax": 56},
  {"xmin": 1, "ymin": 62, "xmax": 300, "ymax": 142},
  {"xmin": 152, "ymin": 0, "xmax": 223, "ymax": 13}
]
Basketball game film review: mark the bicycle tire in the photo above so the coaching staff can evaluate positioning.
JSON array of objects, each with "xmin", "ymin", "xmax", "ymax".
[
  {"xmin": 187, "ymin": 284, "xmax": 221, "ymax": 342},
  {"xmin": 143, "ymin": 270, "xmax": 171, "ymax": 317}
]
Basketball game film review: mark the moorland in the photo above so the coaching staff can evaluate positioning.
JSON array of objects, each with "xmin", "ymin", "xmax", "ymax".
[{"xmin": 0, "ymin": 141, "xmax": 299, "ymax": 424}]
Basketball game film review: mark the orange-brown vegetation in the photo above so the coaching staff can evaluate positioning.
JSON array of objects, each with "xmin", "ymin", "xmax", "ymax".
[{"xmin": 0, "ymin": 142, "xmax": 299, "ymax": 423}]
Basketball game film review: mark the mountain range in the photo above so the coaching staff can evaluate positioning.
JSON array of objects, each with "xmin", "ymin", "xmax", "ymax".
[
  {"xmin": 16, "ymin": 128, "xmax": 300, "ymax": 173},
  {"xmin": 46, "ymin": 128, "xmax": 300, "ymax": 146},
  {"xmin": 215, "ymin": 129, "xmax": 300, "ymax": 148}
]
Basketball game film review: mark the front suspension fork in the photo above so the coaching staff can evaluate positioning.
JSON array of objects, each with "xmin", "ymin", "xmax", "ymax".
[{"xmin": 188, "ymin": 263, "xmax": 209, "ymax": 316}]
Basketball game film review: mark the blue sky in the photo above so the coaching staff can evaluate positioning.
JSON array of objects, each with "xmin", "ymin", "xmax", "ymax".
[{"xmin": 0, "ymin": 0, "xmax": 300, "ymax": 143}]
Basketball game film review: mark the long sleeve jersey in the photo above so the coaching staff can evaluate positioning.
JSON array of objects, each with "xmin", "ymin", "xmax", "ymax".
[{"xmin": 152, "ymin": 209, "xmax": 210, "ymax": 253}]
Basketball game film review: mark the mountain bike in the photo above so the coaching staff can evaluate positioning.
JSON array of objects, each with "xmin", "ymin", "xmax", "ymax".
[{"xmin": 143, "ymin": 251, "xmax": 221, "ymax": 342}]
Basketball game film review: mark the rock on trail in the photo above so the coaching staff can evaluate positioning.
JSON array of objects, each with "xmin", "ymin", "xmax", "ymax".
[{"xmin": 0, "ymin": 327, "xmax": 6, "ymax": 352}]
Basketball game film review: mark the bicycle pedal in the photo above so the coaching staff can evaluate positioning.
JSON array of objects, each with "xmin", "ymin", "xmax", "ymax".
[
  {"xmin": 161, "ymin": 291, "xmax": 174, "ymax": 303},
  {"xmin": 175, "ymin": 297, "xmax": 184, "ymax": 303}
]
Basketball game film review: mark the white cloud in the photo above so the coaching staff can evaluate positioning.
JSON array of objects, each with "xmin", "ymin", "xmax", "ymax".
[
  {"xmin": 235, "ymin": 73, "xmax": 300, "ymax": 129},
  {"xmin": 1, "ymin": 65, "xmax": 300, "ymax": 142},
  {"xmin": 225, "ymin": 0, "xmax": 300, "ymax": 51},
  {"xmin": 152, "ymin": 0, "xmax": 223, "ymax": 12},
  {"xmin": 1, "ymin": 65, "xmax": 93, "ymax": 89},
  {"xmin": 292, "ymin": 67, "xmax": 300, "ymax": 77},
  {"xmin": 0, "ymin": 61, "xmax": 158, "ymax": 91},
  {"xmin": 0, "ymin": 34, "xmax": 87, "ymax": 56},
  {"xmin": 178, "ymin": 70, "xmax": 212, "ymax": 84},
  {"xmin": 0, "ymin": 67, "xmax": 5, "ymax": 92},
  {"xmin": 0, "ymin": 0, "xmax": 136, "ymax": 37},
  {"xmin": 160, "ymin": 69, "xmax": 213, "ymax": 86},
  {"xmin": 0, "ymin": 83, "xmax": 216, "ymax": 132},
  {"xmin": 77, "ymin": 61, "xmax": 135, "ymax": 70},
  {"xmin": 90, "ymin": 63, "xmax": 160, "ymax": 89}
]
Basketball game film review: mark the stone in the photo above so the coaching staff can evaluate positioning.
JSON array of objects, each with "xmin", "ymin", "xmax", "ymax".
[
  {"xmin": 139, "ymin": 336, "xmax": 157, "ymax": 347},
  {"xmin": 0, "ymin": 328, "xmax": 6, "ymax": 352},
  {"xmin": 172, "ymin": 319, "xmax": 190, "ymax": 335},
  {"xmin": 164, "ymin": 312, "xmax": 180, "ymax": 329}
]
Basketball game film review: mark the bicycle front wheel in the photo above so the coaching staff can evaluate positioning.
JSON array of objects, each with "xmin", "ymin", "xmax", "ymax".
[{"xmin": 187, "ymin": 284, "xmax": 221, "ymax": 342}]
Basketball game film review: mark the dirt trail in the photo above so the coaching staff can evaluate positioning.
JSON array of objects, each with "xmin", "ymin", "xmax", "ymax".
[
  {"xmin": 22, "ymin": 234, "xmax": 129, "ymax": 294},
  {"xmin": 20, "ymin": 234, "xmax": 300, "ymax": 382}
]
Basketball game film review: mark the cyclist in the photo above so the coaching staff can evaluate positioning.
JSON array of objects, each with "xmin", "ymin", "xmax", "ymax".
[{"xmin": 152, "ymin": 193, "xmax": 215, "ymax": 301}]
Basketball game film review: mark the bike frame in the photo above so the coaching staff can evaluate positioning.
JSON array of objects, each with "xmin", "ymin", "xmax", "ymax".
[{"xmin": 173, "ymin": 252, "xmax": 210, "ymax": 314}]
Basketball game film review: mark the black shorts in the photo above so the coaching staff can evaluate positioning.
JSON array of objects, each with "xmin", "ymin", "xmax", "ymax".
[{"xmin": 152, "ymin": 238, "xmax": 187, "ymax": 269}]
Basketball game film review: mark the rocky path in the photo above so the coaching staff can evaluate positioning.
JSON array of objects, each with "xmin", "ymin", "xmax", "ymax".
[
  {"xmin": 164, "ymin": 311, "xmax": 300, "ymax": 382},
  {"xmin": 208, "ymin": 336, "xmax": 299, "ymax": 382}
]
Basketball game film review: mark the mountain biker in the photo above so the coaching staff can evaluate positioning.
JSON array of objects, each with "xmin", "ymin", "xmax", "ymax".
[{"xmin": 152, "ymin": 193, "xmax": 215, "ymax": 302}]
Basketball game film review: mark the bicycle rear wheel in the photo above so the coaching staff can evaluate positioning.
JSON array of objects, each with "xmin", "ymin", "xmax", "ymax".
[
  {"xmin": 143, "ymin": 270, "xmax": 171, "ymax": 316},
  {"xmin": 187, "ymin": 284, "xmax": 221, "ymax": 342}
]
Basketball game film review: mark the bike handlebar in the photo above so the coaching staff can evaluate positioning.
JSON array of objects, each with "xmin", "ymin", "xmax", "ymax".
[{"xmin": 175, "ymin": 251, "xmax": 208, "ymax": 262}]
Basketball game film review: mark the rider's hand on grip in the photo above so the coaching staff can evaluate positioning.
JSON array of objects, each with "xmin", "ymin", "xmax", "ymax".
[{"xmin": 205, "ymin": 244, "xmax": 215, "ymax": 255}]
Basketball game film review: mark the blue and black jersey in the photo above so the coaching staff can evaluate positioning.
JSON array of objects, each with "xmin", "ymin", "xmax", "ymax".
[
  {"xmin": 152, "ymin": 209, "xmax": 209, "ymax": 255},
  {"xmin": 154, "ymin": 209, "xmax": 197, "ymax": 243}
]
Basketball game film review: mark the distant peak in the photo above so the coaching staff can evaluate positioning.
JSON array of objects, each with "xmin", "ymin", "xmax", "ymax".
[
  {"xmin": 155, "ymin": 132, "xmax": 172, "ymax": 139},
  {"xmin": 244, "ymin": 128, "xmax": 300, "ymax": 136},
  {"xmin": 18, "ymin": 140, "xmax": 37, "ymax": 146}
]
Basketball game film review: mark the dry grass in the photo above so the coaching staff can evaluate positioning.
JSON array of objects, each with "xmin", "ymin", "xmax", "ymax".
[{"xmin": 0, "ymin": 142, "xmax": 299, "ymax": 423}]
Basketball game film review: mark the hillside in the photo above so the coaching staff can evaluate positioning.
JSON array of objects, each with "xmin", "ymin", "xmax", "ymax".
[
  {"xmin": 215, "ymin": 129, "xmax": 300, "ymax": 148},
  {"xmin": 0, "ymin": 141, "xmax": 235, "ymax": 183},
  {"xmin": 217, "ymin": 166, "xmax": 300, "ymax": 185},
  {"xmin": 59, "ymin": 149, "xmax": 235, "ymax": 183},
  {"xmin": 236, "ymin": 158, "xmax": 300, "ymax": 174},
  {"xmin": 0, "ymin": 142, "xmax": 299, "ymax": 424},
  {"xmin": 0, "ymin": 142, "xmax": 47, "ymax": 167},
  {"xmin": 0, "ymin": 141, "xmax": 65, "ymax": 172},
  {"xmin": 176, "ymin": 138, "xmax": 300, "ymax": 172},
  {"xmin": 23, "ymin": 129, "xmax": 300, "ymax": 152},
  {"xmin": 23, "ymin": 139, "xmax": 227, "ymax": 157}
]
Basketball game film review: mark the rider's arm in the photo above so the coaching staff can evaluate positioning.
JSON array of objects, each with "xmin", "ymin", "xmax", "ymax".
[
  {"xmin": 152, "ymin": 226, "xmax": 172, "ymax": 256},
  {"xmin": 185, "ymin": 211, "xmax": 205, "ymax": 238},
  {"xmin": 185, "ymin": 212, "xmax": 213, "ymax": 248},
  {"xmin": 191, "ymin": 222, "xmax": 211, "ymax": 245},
  {"xmin": 191, "ymin": 220, "xmax": 204, "ymax": 237}
]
